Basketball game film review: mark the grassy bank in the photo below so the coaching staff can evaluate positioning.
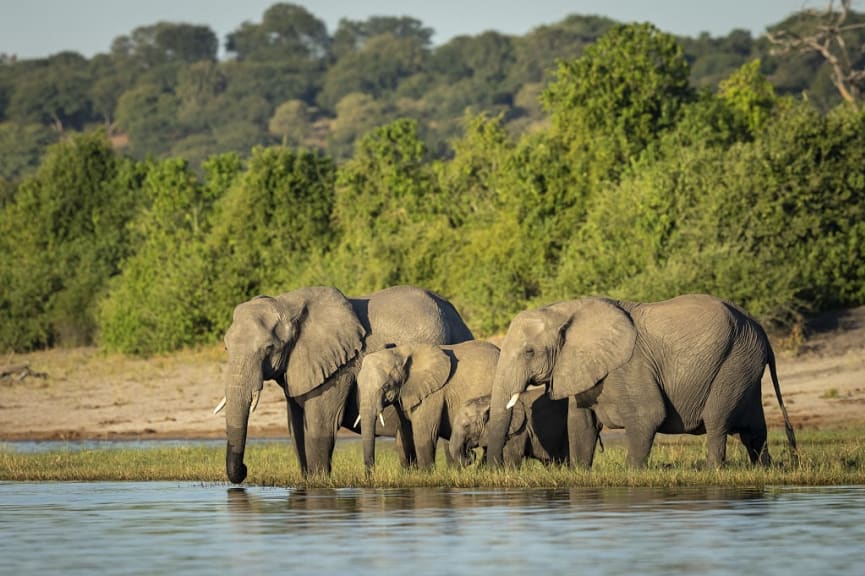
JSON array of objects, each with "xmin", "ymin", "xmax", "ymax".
[{"xmin": 1, "ymin": 428, "xmax": 863, "ymax": 487}]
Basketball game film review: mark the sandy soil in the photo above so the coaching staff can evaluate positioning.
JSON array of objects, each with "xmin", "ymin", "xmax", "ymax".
[{"xmin": 2, "ymin": 307, "xmax": 864, "ymax": 441}]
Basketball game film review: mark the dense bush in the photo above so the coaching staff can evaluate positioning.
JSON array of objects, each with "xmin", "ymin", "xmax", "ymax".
[
  {"xmin": 2, "ymin": 23, "xmax": 864, "ymax": 354},
  {"xmin": 0, "ymin": 132, "xmax": 144, "ymax": 350}
]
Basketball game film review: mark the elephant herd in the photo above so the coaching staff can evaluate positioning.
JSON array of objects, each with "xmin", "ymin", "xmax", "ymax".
[{"xmin": 214, "ymin": 285, "xmax": 798, "ymax": 483}]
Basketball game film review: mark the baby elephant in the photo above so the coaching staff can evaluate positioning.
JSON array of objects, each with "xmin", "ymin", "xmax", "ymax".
[
  {"xmin": 450, "ymin": 387, "xmax": 575, "ymax": 467},
  {"xmin": 357, "ymin": 340, "xmax": 500, "ymax": 470}
]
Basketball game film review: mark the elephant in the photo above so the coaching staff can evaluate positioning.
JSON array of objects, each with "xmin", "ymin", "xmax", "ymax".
[
  {"xmin": 449, "ymin": 387, "xmax": 573, "ymax": 467},
  {"xmin": 357, "ymin": 340, "xmax": 500, "ymax": 471},
  {"xmin": 485, "ymin": 294, "xmax": 798, "ymax": 469},
  {"xmin": 216, "ymin": 285, "xmax": 473, "ymax": 482}
]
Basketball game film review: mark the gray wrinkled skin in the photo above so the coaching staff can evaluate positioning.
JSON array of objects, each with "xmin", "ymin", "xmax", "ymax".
[
  {"xmin": 486, "ymin": 294, "xmax": 798, "ymax": 469},
  {"xmin": 358, "ymin": 340, "xmax": 500, "ymax": 471},
  {"xmin": 222, "ymin": 285, "xmax": 473, "ymax": 482}
]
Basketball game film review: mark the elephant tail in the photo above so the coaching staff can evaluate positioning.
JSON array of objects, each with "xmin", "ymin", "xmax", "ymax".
[{"xmin": 768, "ymin": 346, "xmax": 799, "ymax": 466}]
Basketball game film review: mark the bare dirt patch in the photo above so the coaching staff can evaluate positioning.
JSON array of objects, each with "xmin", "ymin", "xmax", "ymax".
[{"xmin": 2, "ymin": 307, "xmax": 864, "ymax": 441}]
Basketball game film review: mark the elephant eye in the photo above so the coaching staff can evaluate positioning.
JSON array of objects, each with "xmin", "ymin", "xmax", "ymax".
[{"xmin": 523, "ymin": 346, "xmax": 535, "ymax": 358}]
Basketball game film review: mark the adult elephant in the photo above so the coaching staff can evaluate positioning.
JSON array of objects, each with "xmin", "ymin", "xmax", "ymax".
[
  {"xmin": 485, "ymin": 294, "xmax": 798, "ymax": 469},
  {"xmin": 450, "ymin": 387, "xmax": 574, "ymax": 467},
  {"xmin": 357, "ymin": 340, "xmax": 500, "ymax": 471},
  {"xmin": 216, "ymin": 285, "xmax": 473, "ymax": 482}
]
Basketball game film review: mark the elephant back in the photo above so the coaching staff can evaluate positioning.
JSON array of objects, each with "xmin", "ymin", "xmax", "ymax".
[{"xmin": 360, "ymin": 286, "xmax": 474, "ymax": 351}]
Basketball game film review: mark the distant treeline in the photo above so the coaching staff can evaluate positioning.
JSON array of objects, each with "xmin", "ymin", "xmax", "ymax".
[
  {"xmin": 1, "ymin": 3, "xmax": 864, "ymax": 183},
  {"xmin": 1, "ymin": 22, "xmax": 864, "ymax": 355}
]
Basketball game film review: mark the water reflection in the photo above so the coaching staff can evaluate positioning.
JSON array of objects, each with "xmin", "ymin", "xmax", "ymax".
[{"xmin": 1, "ymin": 482, "xmax": 864, "ymax": 575}]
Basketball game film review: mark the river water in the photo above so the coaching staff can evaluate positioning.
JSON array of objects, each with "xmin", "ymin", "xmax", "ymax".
[{"xmin": 1, "ymin": 481, "xmax": 864, "ymax": 575}]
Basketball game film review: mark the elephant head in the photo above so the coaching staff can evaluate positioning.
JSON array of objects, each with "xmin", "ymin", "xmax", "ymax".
[
  {"xmin": 450, "ymin": 393, "xmax": 534, "ymax": 466},
  {"xmin": 356, "ymin": 344, "xmax": 451, "ymax": 471},
  {"xmin": 449, "ymin": 395, "xmax": 491, "ymax": 466},
  {"xmin": 486, "ymin": 298, "xmax": 635, "ymax": 467},
  {"xmin": 218, "ymin": 287, "xmax": 365, "ymax": 483}
]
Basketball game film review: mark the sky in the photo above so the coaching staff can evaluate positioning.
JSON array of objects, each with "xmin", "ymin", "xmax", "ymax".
[{"xmin": 0, "ymin": 0, "xmax": 853, "ymax": 60}]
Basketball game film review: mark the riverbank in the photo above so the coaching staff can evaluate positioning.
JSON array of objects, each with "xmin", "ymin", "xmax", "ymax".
[{"xmin": 1, "ymin": 427, "xmax": 861, "ymax": 486}]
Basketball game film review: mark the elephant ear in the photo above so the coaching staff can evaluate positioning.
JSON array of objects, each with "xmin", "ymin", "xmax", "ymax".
[
  {"xmin": 399, "ymin": 344, "xmax": 452, "ymax": 411},
  {"xmin": 548, "ymin": 298, "xmax": 636, "ymax": 401},
  {"xmin": 281, "ymin": 287, "xmax": 366, "ymax": 398}
]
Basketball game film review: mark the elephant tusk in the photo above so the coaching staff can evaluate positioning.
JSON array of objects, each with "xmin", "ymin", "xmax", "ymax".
[
  {"xmin": 213, "ymin": 396, "xmax": 227, "ymax": 415},
  {"xmin": 250, "ymin": 389, "xmax": 261, "ymax": 414},
  {"xmin": 505, "ymin": 393, "xmax": 520, "ymax": 410},
  {"xmin": 379, "ymin": 412, "xmax": 385, "ymax": 427},
  {"xmin": 353, "ymin": 414, "xmax": 362, "ymax": 428}
]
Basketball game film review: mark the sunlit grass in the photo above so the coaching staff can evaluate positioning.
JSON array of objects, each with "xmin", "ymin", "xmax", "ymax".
[{"xmin": 1, "ymin": 428, "xmax": 863, "ymax": 487}]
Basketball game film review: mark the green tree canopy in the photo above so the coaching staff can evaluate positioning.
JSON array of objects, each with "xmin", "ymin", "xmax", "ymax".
[{"xmin": 543, "ymin": 23, "xmax": 694, "ymax": 182}]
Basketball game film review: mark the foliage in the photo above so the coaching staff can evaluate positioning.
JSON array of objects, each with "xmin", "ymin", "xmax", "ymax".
[
  {"xmin": 0, "ymin": 5, "xmax": 861, "ymax": 181},
  {"xmin": 0, "ymin": 132, "xmax": 143, "ymax": 350},
  {"xmin": 97, "ymin": 157, "xmax": 230, "ymax": 355},
  {"xmin": 543, "ymin": 23, "xmax": 694, "ymax": 184},
  {"xmin": 3, "ymin": 22, "xmax": 865, "ymax": 353},
  {"xmin": 203, "ymin": 145, "xmax": 336, "ymax": 333},
  {"xmin": 324, "ymin": 118, "xmax": 442, "ymax": 292}
]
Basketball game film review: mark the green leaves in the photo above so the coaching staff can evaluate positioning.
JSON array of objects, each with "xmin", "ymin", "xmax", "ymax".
[
  {"xmin": 4, "ymin": 23, "xmax": 865, "ymax": 354},
  {"xmin": 543, "ymin": 23, "xmax": 693, "ymax": 182},
  {"xmin": 0, "ymin": 132, "xmax": 143, "ymax": 349}
]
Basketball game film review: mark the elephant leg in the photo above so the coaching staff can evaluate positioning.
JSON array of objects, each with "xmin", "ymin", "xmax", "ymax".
[
  {"xmin": 443, "ymin": 440, "xmax": 456, "ymax": 468},
  {"xmin": 302, "ymin": 375, "xmax": 352, "ymax": 476},
  {"xmin": 412, "ymin": 418, "xmax": 441, "ymax": 470},
  {"xmin": 567, "ymin": 399, "xmax": 599, "ymax": 468},
  {"xmin": 286, "ymin": 396, "xmax": 308, "ymax": 475},
  {"xmin": 624, "ymin": 426, "xmax": 656, "ymax": 467},
  {"xmin": 738, "ymin": 401, "xmax": 770, "ymax": 466},
  {"xmin": 706, "ymin": 357, "xmax": 768, "ymax": 467},
  {"xmin": 740, "ymin": 428, "xmax": 770, "ymax": 465},
  {"xmin": 622, "ymin": 378, "xmax": 666, "ymax": 467},
  {"xmin": 503, "ymin": 433, "xmax": 527, "ymax": 467},
  {"xmin": 414, "ymin": 435, "xmax": 437, "ymax": 470},
  {"xmin": 739, "ymin": 382, "xmax": 771, "ymax": 466},
  {"xmin": 395, "ymin": 416, "xmax": 417, "ymax": 468},
  {"xmin": 704, "ymin": 423, "xmax": 729, "ymax": 468}
]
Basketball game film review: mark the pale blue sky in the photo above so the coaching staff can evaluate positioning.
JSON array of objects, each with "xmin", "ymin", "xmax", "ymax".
[{"xmin": 0, "ymin": 0, "xmax": 850, "ymax": 60}]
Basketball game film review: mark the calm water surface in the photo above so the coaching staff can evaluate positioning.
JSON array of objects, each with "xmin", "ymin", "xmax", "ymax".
[{"xmin": 2, "ymin": 482, "xmax": 864, "ymax": 575}]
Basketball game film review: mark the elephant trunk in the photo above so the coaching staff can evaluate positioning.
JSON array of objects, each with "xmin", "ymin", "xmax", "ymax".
[
  {"xmin": 224, "ymin": 361, "xmax": 260, "ymax": 484},
  {"xmin": 485, "ymin": 403, "xmax": 512, "ymax": 467},
  {"xmin": 449, "ymin": 425, "xmax": 477, "ymax": 467},
  {"xmin": 360, "ymin": 387, "xmax": 384, "ymax": 471},
  {"xmin": 486, "ymin": 359, "xmax": 525, "ymax": 467}
]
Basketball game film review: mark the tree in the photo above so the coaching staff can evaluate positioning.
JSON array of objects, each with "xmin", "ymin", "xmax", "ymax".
[
  {"xmin": 268, "ymin": 99, "xmax": 317, "ymax": 146},
  {"xmin": 508, "ymin": 15, "xmax": 616, "ymax": 86},
  {"xmin": 327, "ymin": 92, "xmax": 390, "ymax": 159},
  {"xmin": 111, "ymin": 22, "xmax": 218, "ymax": 68},
  {"xmin": 680, "ymin": 29, "xmax": 755, "ymax": 89},
  {"xmin": 226, "ymin": 3, "xmax": 330, "ymax": 62},
  {"xmin": 717, "ymin": 59, "xmax": 777, "ymax": 136},
  {"xmin": 318, "ymin": 33, "xmax": 430, "ymax": 110},
  {"xmin": 98, "ymin": 157, "xmax": 226, "ymax": 354},
  {"xmin": 0, "ymin": 122, "xmax": 57, "ymax": 180},
  {"xmin": 0, "ymin": 132, "xmax": 144, "ymax": 350},
  {"xmin": 5, "ymin": 52, "xmax": 93, "ymax": 131},
  {"xmin": 543, "ymin": 23, "xmax": 693, "ymax": 183},
  {"xmin": 325, "ymin": 119, "xmax": 441, "ymax": 292},
  {"xmin": 176, "ymin": 61, "xmax": 227, "ymax": 131},
  {"xmin": 331, "ymin": 16, "xmax": 433, "ymax": 59},
  {"xmin": 114, "ymin": 83, "xmax": 181, "ymax": 157},
  {"xmin": 204, "ymin": 145, "xmax": 336, "ymax": 322},
  {"xmin": 767, "ymin": 0, "xmax": 865, "ymax": 108}
]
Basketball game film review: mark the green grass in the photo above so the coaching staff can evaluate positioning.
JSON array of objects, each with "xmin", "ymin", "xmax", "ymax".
[{"xmin": 1, "ymin": 428, "xmax": 863, "ymax": 487}]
